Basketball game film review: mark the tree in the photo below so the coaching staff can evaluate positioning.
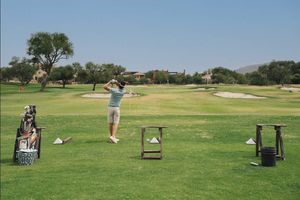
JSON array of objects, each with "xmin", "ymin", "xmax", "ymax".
[
  {"xmin": 212, "ymin": 73, "xmax": 226, "ymax": 84},
  {"xmin": 85, "ymin": 62, "xmax": 102, "ymax": 91},
  {"xmin": 145, "ymin": 71, "xmax": 154, "ymax": 83},
  {"xmin": 0, "ymin": 67, "xmax": 14, "ymax": 82},
  {"xmin": 183, "ymin": 74, "xmax": 193, "ymax": 84},
  {"xmin": 173, "ymin": 74, "xmax": 184, "ymax": 84},
  {"xmin": 76, "ymin": 68, "xmax": 89, "ymax": 84},
  {"xmin": 291, "ymin": 74, "xmax": 300, "ymax": 84},
  {"xmin": 155, "ymin": 71, "xmax": 168, "ymax": 84},
  {"xmin": 258, "ymin": 61, "xmax": 294, "ymax": 85},
  {"xmin": 27, "ymin": 32, "xmax": 74, "ymax": 91},
  {"xmin": 211, "ymin": 67, "xmax": 244, "ymax": 84},
  {"xmin": 168, "ymin": 74, "xmax": 177, "ymax": 84},
  {"xmin": 290, "ymin": 62, "xmax": 300, "ymax": 84},
  {"xmin": 138, "ymin": 77, "xmax": 150, "ymax": 84},
  {"xmin": 71, "ymin": 62, "xmax": 83, "ymax": 82},
  {"xmin": 9, "ymin": 57, "xmax": 37, "ymax": 86},
  {"xmin": 246, "ymin": 71, "xmax": 268, "ymax": 85},
  {"xmin": 49, "ymin": 65, "xmax": 74, "ymax": 88},
  {"xmin": 101, "ymin": 64, "xmax": 126, "ymax": 83},
  {"xmin": 192, "ymin": 72, "xmax": 203, "ymax": 84},
  {"xmin": 145, "ymin": 70, "xmax": 168, "ymax": 84},
  {"xmin": 119, "ymin": 75, "xmax": 137, "ymax": 84},
  {"xmin": 234, "ymin": 73, "xmax": 247, "ymax": 84}
]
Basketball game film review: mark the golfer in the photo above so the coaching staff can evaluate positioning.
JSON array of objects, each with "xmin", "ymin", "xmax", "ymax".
[{"xmin": 103, "ymin": 79, "xmax": 126, "ymax": 144}]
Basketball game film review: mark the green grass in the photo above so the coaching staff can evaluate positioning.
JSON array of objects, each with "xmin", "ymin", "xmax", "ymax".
[{"xmin": 1, "ymin": 83, "xmax": 300, "ymax": 199}]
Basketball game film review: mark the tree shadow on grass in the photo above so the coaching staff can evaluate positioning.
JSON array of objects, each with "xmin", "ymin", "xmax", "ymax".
[{"xmin": 0, "ymin": 158, "xmax": 16, "ymax": 166}]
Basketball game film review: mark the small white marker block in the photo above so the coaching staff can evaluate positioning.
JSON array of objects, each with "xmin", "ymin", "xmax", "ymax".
[
  {"xmin": 53, "ymin": 138, "xmax": 63, "ymax": 144},
  {"xmin": 246, "ymin": 138, "xmax": 256, "ymax": 145},
  {"xmin": 149, "ymin": 137, "xmax": 159, "ymax": 144}
]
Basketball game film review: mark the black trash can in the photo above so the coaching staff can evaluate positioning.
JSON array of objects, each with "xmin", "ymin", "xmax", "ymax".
[{"xmin": 261, "ymin": 147, "xmax": 276, "ymax": 167}]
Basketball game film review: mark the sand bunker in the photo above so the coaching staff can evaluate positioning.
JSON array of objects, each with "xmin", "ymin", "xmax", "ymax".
[
  {"xmin": 281, "ymin": 87, "xmax": 300, "ymax": 92},
  {"xmin": 195, "ymin": 87, "xmax": 216, "ymax": 91},
  {"xmin": 82, "ymin": 93, "xmax": 139, "ymax": 98},
  {"xmin": 214, "ymin": 92, "xmax": 266, "ymax": 99}
]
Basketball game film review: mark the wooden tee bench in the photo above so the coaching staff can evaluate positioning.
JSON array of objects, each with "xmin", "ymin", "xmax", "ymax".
[
  {"xmin": 141, "ymin": 125, "xmax": 167, "ymax": 160},
  {"xmin": 256, "ymin": 124, "xmax": 286, "ymax": 160}
]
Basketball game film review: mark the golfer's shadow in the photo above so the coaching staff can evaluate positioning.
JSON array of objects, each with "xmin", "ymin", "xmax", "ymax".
[{"xmin": 84, "ymin": 139, "xmax": 113, "ymax": 144}]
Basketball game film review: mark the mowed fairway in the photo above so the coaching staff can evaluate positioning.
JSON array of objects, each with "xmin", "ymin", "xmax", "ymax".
[{"xmin": 1, "ymin": 83, "xmax": 300, "ymax": 200}]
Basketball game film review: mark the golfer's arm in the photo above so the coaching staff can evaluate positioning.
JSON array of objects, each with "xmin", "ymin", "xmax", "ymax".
[{"xmin": 103, "ymin": 81, "xmax": 111, "ymax": 91}]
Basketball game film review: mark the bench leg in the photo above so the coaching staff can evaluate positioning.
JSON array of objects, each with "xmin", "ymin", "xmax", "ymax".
[
  {"xmin": 141, "ymin": 128, "xmax": 145, "ymax": 159},
  {"xmin": 159, "ymin": 128, "xmax": 163, "ymax": 159},
  {"xmin": 275, "ymin": 126, "xmax": 280, "ymax": 156},
  {"xmin": 256, "ymin": 125, "xmax": 262, "ymax": 157},
  {"xmin": 279, "ymin": 131, "xmax": 285, "ymax": 160}
]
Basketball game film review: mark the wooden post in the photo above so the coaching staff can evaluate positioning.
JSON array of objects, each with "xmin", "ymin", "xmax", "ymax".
[
  {"xmin": 159, "ymin": 128, "xmax": 163, "ymax": 159},
  {"xmin": 38, "ymin": 131, "xmax": 41, "ymax": 159},
  {"xmin": 36, "ymin": 127, "xmax": 45, "ymax": 159},
  {"xmin": 141, "ymin": 128, "xmax": 145, "ymax": 159},
  {"xmin": 62, "ymin": 137, "xmax": 72, "ymax": 144},
  {"xmin": 275, "ymin": 126, "xmax": 285, "ymax": 160},
  {"xmin": 256, "ymin": 125, "xmax": 262, "ymax": 157},
  {"xmin": 279, "ymin": 129, "xmax": 285, "ymax": 160},
  {"xmin": 275, "ymin": 126, "xmax": 280, "ymax": 156}
]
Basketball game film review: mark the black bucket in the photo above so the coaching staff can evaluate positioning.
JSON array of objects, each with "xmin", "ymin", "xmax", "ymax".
[{"xmin": 261, "ymin": 147, "xmax": 276, "ymax": 167}]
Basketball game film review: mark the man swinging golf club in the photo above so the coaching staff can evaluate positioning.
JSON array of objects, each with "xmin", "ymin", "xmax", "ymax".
[{"xmin": 103, "ymin": 79, "xmax": 126, "ymax": 144}]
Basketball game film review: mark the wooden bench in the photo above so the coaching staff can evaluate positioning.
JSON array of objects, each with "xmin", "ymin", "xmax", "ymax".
[
  {"xmin": 256, "ymin": 124, "xmax": 286, "ymax": 160},
  {"xmin": 141, "ymin": 125, "xmax": 167, "ymax": 159}
]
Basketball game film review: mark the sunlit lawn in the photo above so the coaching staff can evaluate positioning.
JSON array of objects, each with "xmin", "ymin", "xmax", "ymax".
[{"xmin": 1, "ymin": 83, "xmax": 300, "ymax": 199}]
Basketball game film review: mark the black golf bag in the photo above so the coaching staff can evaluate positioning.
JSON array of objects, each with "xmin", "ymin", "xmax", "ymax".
[{"xmin": 13, "ymin": 105, "xmax": 42, "ymax": 164}]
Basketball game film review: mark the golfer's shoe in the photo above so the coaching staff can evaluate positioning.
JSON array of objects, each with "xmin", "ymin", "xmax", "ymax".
[
  {"xmin": 114, "ymin": 137, "xmax": 120, "ymax": 142},
  {"xmin": 109, "ymin": 136, "xmax": 118, "ymax": 144}
]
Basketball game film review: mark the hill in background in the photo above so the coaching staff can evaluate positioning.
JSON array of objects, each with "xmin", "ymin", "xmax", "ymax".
[{"xmin": 235, "ymin": 63, "xmax": 269, "ymax": 74}]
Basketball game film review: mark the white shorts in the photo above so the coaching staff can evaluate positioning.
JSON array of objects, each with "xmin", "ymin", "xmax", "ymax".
[{"xmin": 108, "ymin": 107, "xmax": 120, "ymax": 124}]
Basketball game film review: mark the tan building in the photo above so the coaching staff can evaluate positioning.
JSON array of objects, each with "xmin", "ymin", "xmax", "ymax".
[
  {"xmin": 32, "ymin": 69, "xmax": 47, "ymax": 83},
  {"xmin": 122, "ymin": 71, "xmax": 145, "ymax": 80},
  {"xmin": 133, "ymin": 72, "xmax": 145, "ymax": 80}
]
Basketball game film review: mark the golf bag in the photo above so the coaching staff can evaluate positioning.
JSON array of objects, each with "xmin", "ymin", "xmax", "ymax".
[{"xmin": 13, "ymin": 105, "xmax": 42, "ymax": 164}]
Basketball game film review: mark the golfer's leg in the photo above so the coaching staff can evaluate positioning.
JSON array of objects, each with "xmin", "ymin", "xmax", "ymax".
[
  {"xmin": 109, "ymin": 123, "xmax": 113, "ymax": 136},
  {"xmin": 112, "ymin": 123, "xmax": 119, "ymax": 138},
  {"xmin": 108, "ymin": 107, "xmax": 114, "ymax": 137},
  {"xmin": 112, "ymin": 108, "xmax": 120, "ymax": 138}
]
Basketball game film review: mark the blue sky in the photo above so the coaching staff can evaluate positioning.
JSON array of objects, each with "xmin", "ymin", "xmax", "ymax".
[{"xmin": 1, "ymin": 0, "xmax": 300, "ymax": 73}]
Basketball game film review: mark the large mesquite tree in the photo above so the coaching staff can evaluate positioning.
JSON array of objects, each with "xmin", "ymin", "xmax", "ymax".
[{"xmin": 27, "ymin": 32, "xmax": 74, "ymax": 91}]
